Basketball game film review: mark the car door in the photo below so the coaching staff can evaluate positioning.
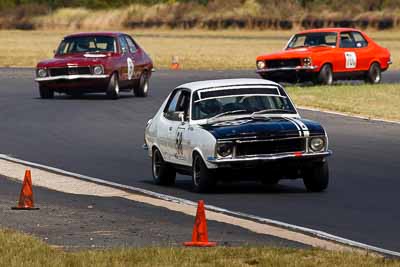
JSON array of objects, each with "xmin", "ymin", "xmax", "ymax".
[
  {"xmin": 159, "ymin": 89, "xmax": 183, "ymax": 162},
  {"xmin": 117, "ymin": 35, "xmax": 130, "ymax": 88},
  {"xmin": 338, "ymin": 32, "xmax": 360, "ymax": 73},
  {"xmin": 124, "ymin": 35, "xmax": 142, "ymax": 81},
  {"xmin": 169, "ymin": 90, "xmax": 191, "ymax": 166},
  {"xmin": 351, "ymin": 31, "xmax": 371, "ymax": 71}
]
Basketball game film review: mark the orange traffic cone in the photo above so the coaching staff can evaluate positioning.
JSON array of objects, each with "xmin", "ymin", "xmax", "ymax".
[
  {"xmin": 11, "ymin": 170, "xmax": 39, "ymax": 210},
  {"xmin": 184, "ymin": 200, "xmax": 216, "ymax": 247},
  {"xmin": 170, "ymin": 55, "xmax": 180, "ymax": 70}
]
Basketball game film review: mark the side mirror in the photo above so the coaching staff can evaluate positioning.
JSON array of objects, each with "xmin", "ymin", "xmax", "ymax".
[
  {"xmin": 178, "ymin": 112, "xmax": 185, "ymax": 124},
  {"xmin": 121, "ymin": 47, "xmax": 127, "ymax": 54}
]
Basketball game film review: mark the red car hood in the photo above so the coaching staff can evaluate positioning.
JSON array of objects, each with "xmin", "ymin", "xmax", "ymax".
[
  {"xmin": 37, "ymin": 53, "xmax": 112, "ymax": 68},
  {"xmin": 257, "ymin": 46, "xmax": 333, "ymax": 61}
]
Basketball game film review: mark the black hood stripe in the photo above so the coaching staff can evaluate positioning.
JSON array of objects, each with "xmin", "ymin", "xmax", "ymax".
[{"xmin": 282, "ymin": 117, "xmax": 303, "ymax": 137}]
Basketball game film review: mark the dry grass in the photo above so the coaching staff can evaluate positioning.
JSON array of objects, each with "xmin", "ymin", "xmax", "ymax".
[
  {"xmin": 287, "ymin": 83, "xmax": 400, "ymax": 122},
  {"xmin": 1, "ymin": 229, "xmax": 399, "ymax": 267},
  {"xmin": 0, "ymin": 29, "xmax": 399, "ymax": 70}
]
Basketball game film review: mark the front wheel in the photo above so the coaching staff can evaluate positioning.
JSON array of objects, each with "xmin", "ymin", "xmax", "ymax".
[
  {"xmin": 152, "ymin": 148, "xmax": 176, "ymax": 186},
  {"xmin": 316, "ymin": 64, "xmax": 333, "ymax": 85},
  {"xmin": 106, "ymin": 73, "xmax": 120, "ymax": 99},
  {"xmin": 134, "ymin": 72, "xmax": 149, "ymax": 97},
  {"xmin": 39, "ymin": 84, "xmax": 54, "ymax": 99},
  {"xmin": 192, "ymin": 154, "xmax": 216, "ymax": 193},
  {"xmin": 303, "ymin": 161, "xmax": 329, "ymax": 192},
  {"xmin": 365, "ymin": 63, "xmax": 381, "ymax": 84}
]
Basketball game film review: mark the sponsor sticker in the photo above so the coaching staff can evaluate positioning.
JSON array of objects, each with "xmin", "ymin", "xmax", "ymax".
[
  {"xmin": 345, "ymin": 52, "xmax": 357, "ymax": 69},
  {"xmin": 127, "ymin": 57, "xmax": 134, "ymax": 80}
]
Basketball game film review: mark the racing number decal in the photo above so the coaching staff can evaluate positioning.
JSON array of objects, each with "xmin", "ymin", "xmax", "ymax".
[
  {"xmin": 127, "ymin": 57, "xmax": 134, "ymax": 80},
  {"xmin": 175, "ymin": 128, "xmax": 184, "ymax": 159},
  {"xmin": 345, "ymin": 52, "xmax": 357, "ymax": 69}
]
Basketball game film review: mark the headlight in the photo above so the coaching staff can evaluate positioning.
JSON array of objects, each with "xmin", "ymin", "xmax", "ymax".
[
  {"xmin": 257, "ymin": 61, "xmax": 266, "ymax": 69},
  {"xmin": 302, "ymin": 57, "xmax": 312, "ymax": 67},
  {"xmin": 309, "ymin": 137, "xmax": 325, "ymax": 152},
  {"xmin": 216, "ymin": 143, "xmax": 233, "ymax": 158},
  {"xmin": 37, "ymin": 69, "xmax": 47, "ymax": 78},
  {"xmin": 93, "ymin": 65, "xmax": 104, "ymax": 75}
]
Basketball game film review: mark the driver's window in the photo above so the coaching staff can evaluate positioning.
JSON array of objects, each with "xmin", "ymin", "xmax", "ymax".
[
  {"xmin": 340, "ymin": 32, "xmax": 356, "ymax": 48},
  {"xmin": 164, "ymin": 90, "xmax": 190, "ymax": 121}
]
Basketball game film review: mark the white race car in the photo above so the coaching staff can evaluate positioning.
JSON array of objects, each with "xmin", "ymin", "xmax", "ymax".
[{"xmin": 144, "ymin": 79, "xmax": 332, "ymax": 192}]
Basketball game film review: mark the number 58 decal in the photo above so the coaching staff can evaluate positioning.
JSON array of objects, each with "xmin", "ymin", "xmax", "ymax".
[{"xmin": 345, "ymin": 52, "xmax": 357, "ymax": 69}]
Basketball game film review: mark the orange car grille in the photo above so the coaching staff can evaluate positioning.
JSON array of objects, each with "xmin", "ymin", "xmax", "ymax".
[{"xmin": 266, "ymin": 59, "xmax": 301, "ymax": 69}]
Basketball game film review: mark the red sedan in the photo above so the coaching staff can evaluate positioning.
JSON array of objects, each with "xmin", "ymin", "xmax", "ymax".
[
  {"xmin": 35, "ymin": 32, "xmax": 153, "ymax": 99},
  {"xmin": 256, "ymin": 28, "xmax": 392, "ymax": 85}
]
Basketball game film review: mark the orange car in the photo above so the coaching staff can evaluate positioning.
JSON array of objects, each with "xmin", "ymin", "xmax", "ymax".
[{"xmin": 256, "ymin": 28, "xmax": 392, "ymax": 85}]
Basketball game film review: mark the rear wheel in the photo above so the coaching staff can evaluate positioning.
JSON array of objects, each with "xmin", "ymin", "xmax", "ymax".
[
  {"xmin": 192, "ymin": 153, "xmax": 216, "ymax": 193},
  {"xmin": 303, "ymin": 161, "xmax": 329, "ymax": 192},
  {"xmin": 106, "ymin": 73, "xmax": 120, "ymax": 99},
  {"xmin": 316, "ymin": 64, "xmax": 333, "ymax": 85},
  {"xmin": 152, "ymin": 148, "xmax": 176, "ymax": 186},
  {"xmin": 365, "ymin": 63, "xmax": 381, "ymax": 84},
  {"xmin": 134, "ymin": 72, "xmax": 149, "ymax": 97},
  {"xmin": 39, "ymin": 84, "xmax": 54, "ymax": 99}
]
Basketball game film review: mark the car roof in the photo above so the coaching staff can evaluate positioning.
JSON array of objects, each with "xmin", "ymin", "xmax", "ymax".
[
  {"xmin": 297, "ymin": 27, "xmax": 362, "ymax": 34},
  {"xmin": 177, "ymin": 78, "xmax": 281, "ymax": 92},
  {"xmin": 64, "ymin": 32, "xmax": 124, "ymax": 38}
]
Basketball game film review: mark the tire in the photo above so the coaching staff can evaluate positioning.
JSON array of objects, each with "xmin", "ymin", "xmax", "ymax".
[
  {"xmin": 303, "ymin": 161, "xmax": 329, "ymax": 192},
  {"xmin": 316, "ymin": 64, "xmax": 333, "ymax": 85},
  {"xmin": 152, "ymin": 148, "xmax": 176, "ymax": 186},
  {"xmin": 39, "ymin": 84, "xmax": 54, "ymax": 99},
  {"xmin": 365, "ymin": 63, "xmax": 381, "ymax": 84},
  {"xmin": 106, "ymin": 73, "xmax": 120, "ymax": 99},
  {"xmin": 192, "ymin": 153, "xmax": 216, "ymax": 193},
  {"xmin": 134, "ymin": 72, "xmax": 149, "ymax": 97}
]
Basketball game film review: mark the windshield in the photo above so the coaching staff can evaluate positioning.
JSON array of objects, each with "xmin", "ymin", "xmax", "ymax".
[
  {"xmin": 57, "ymin": 36, "xmax": 117, "ymax": 55},
  {"xmin": 192, "ymin": 88, "xmax": 296, "ymax": 120},
  {"xmin": 287, "ymin": 32, "xmax": 337, "ymax": 49}
]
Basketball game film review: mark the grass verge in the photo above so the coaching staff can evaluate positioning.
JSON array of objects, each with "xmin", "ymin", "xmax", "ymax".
[
  {"xmin": 1, "ymin": 229, "xmax": 399, "ymax": 267},
  {"xmin": 0, "ymin": 29, "xmax": 399, "ymax": 70},
  {"xmin": 287, "ymin": 84, "xmax": 400, "ymax": 122}
]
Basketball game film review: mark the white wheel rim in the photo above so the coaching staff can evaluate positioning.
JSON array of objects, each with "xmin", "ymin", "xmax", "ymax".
[
  {"xmin": 143, "ymin": 81, "xmax": 149, "ymax": 94},
  {"xmin": 373, "ymin": 67, "xmax": 381, "ymax": 83},
  {"xmin": 115, "ymin": 79, "xmax": 119, "ymax": 94}
]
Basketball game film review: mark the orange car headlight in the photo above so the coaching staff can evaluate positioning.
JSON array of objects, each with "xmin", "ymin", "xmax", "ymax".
[{"xmin": 302, "ymin": 57, "xmax": 312, "ymax": 67}]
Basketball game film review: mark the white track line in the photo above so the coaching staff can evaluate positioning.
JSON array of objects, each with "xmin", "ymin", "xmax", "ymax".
[
  {"xmin": 1, "ymin": 153, "xmax": 399, "ymax": 257},
  {"xmin": 298, "ymin": 107, "xmax": 400, "ymax": 125}
]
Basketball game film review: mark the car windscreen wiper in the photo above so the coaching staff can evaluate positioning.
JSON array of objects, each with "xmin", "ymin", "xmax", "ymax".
[
  {"xmin": 251, "ymin": 109, "xmax": 295, "ymax": 115},
  {"xmin": 208, "ymin": 110, "xmax": 249, "ymax": 121}
]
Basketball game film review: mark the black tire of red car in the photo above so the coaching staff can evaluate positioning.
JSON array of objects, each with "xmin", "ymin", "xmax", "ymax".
[
  {"xmin": 152, "ymin": 148, "xmax": 176, "ymax": 186},
  {"xmin": 303, "ymin": 161, "xmax": 329, "ymax": 192},
  {"xmin": 39, "ymin": 84, "xmax": 54, "ymax": 99},
  {"xmin": 365, "ymin": 62, "xmax": 382, "ymax": 84},
  {"xmin": 192, "ymin": 153, "xmax": 216, "ymax": 193},
  {"xmin": 134, "ymin": 72, "xmax": 149, "ymax": 97},
  {"xmin": 316, "ymin": 64, "xmax": 333, "ymax": 85},
  {"xmin": 106, "ymin": 73, "xmax": 120, "ymax": 100}
]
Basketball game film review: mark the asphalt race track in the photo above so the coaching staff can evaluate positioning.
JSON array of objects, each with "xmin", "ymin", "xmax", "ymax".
[{"xmin": 0, "ymin": 68, "xmax": 399, "ymax": 251}]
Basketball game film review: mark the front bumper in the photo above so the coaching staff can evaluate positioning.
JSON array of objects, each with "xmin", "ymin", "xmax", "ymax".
[
  {"xmin": 256, "ymin": 65, "xmax": 318, "ymax": 73},
  {"xmin": 35, "ymin": 74, "xmax": 109, "ymax": 82},
  {"xmin": 208, "ymin": 150, "xmax": 332, "ymax": 165}
]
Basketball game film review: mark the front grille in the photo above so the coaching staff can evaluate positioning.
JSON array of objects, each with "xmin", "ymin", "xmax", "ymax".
[
  {"xmin": 266, "ymin": 59, "xmax": 301, "ymax": 69},
  {"xmin": 235, "ymin": 138, "xmax": 305, "ymax": 156},
  {"xmin": 49, "ymin": 67, "xmax": 91, "ymax": 77}
]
